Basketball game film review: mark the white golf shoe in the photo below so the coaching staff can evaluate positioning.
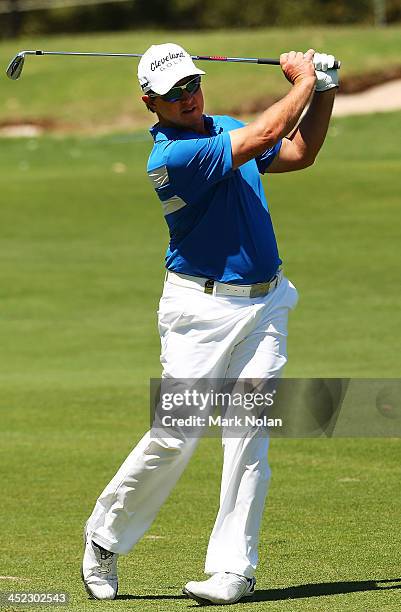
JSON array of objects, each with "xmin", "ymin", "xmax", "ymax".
[
  {"xmin": 81, "ymin": 524, "xmax": 119, "ymax": 600},
  {"xmin": 183, "ymin": 572, "xmax": 256, "ymax": 605}
]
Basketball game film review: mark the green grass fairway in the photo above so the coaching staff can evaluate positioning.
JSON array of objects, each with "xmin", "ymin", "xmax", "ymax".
[
  {"xmin": 1, "ymin": 111, "xmax": 401, "ymax": 611},
  {"xmin": 1, "ymin": 25, "xmax": 401, "ymax": 129}
]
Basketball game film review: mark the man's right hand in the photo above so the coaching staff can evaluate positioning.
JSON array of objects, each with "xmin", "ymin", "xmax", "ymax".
[{"xmin": 280, "ymin": 49, "xmax": 316, "ymax": 86}]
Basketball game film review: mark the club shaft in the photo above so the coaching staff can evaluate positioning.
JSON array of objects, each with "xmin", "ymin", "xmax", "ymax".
[
  {"xmin": 193, "ymin": 55, "xmax": 281, "ymax": 65},
  {"xmin": 30, "ymin": 50, "xmax": 143, "ymax": 58},
  {"xmin": 41, "ymin": 51, "xmax": 282, "ymax": 65},
  {"xmin": 18, "ymin": 50, "xmax": 281, "ymax": 64},
  {"xmin": 11, "ymin": 49, "xmax": 341, "ymax": 68}
]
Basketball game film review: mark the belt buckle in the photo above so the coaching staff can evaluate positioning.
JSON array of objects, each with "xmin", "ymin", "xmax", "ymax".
[
  {"xmin": 204, "ymin": 279, "xmax": 214, "ymax": 295},
  {"xmin": 250, "ymin": 281, "xmax": 271, "ymax": 298}
]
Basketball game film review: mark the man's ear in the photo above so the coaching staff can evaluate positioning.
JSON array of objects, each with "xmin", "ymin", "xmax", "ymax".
[{"xmin": 142, "ymin": 95, "xmax": 156, "ymax": 114}]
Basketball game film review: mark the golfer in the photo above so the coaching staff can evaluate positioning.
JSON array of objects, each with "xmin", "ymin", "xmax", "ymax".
[{"xmin": 82, "ymin": 42, "xmax": 338, "ymax": 604}]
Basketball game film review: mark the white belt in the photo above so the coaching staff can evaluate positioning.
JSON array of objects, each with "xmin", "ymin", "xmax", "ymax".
[{"xmin": 165, "ymin": 270, "xmax": 282, "ymax": 298}]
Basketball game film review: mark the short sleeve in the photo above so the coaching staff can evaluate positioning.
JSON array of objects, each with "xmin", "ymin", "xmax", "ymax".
[
  {"xmin": 255, "ymin": 140, "xmax": 282, "ymax": 174},
  {"xmin": 166, "ymin": 132, "xmax": 233, "ymax": 194}
]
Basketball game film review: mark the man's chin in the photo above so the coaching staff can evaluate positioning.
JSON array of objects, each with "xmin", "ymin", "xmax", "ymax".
[
  {"xmin": 181, "ymin": 108, "xmax": 199, "ymax": 121},
  {"xmin": 180, "ymin": 109, "xmax": 203, "ymax": 128},
  {"xmin": 160, "ymin": 110, "xmax": 204, "ymax": 132}
]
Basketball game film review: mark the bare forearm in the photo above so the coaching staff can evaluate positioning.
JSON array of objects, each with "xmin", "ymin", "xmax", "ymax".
[
  {"xmin": 290, "ymin": 88, "xmax": 336, "ymax": 164},
  {"xmin": 251, "ymin": 78, "xmax": 316, "ymax": 148},
  {"xmin": 230, "ymin": 77, "xmax": 315, "ymax": 168}
]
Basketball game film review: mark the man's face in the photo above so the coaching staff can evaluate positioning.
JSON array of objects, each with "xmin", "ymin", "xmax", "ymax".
[{"xmin": 143, "ymin": 75, "xmax": 205, "ymax": 132}]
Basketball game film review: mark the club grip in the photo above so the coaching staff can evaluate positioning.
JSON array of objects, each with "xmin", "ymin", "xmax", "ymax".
[
  {"xmin": 258, "ymin": 57, "xmax": 341, "ymax": 69},
  {"xmin": 257, "ymin": 58, "xmax": 281, "ymax": 65}
]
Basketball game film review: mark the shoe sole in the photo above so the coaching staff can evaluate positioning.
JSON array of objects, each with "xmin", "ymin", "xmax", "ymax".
[
  {"xmin": 182, "ymin": 579, "xmax": 255, "ymax": 606},
  {"xmin": 81, "ymin": 521, "xmax": 118, "ymax": 600},
  {"xmin": 182, "ymin": 587, "xmax": 211, "ymax": 605}
]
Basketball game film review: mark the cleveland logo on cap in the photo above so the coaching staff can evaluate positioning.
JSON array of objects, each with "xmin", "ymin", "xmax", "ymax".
[
  {"xmin": 138, "ymin": 43, "xmax": 204, "ymax": 95},
  {"xmin": 151, "ymin": 51, "xmax": 186, "ymax": 72}
]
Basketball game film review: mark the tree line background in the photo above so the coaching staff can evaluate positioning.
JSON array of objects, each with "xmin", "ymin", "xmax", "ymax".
[{"xmin": 1, "ymin": 0, "xmax": 401, "ymax": 38}]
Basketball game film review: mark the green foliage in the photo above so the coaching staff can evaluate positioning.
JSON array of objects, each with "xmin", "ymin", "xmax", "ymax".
[{"xmin": 0, "ymin": 0, "xmax": 400, "ymax": 37}]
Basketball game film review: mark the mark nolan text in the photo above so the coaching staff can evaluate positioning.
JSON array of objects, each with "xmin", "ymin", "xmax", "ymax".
[
  {"xmin": 160, "ymin": 415, "xmax": 282, "ymax": 428},
  {"xmin": 210, "ymin": 415, "xmax": 282, "ymax": 428}
]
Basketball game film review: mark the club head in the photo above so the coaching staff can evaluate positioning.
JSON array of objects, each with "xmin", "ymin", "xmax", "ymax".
[{"xmin": 6, "ymin": 52, "xmax": 25, "ymax": 80}]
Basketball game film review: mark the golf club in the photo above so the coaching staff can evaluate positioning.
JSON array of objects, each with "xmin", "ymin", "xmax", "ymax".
[{"xmin": 6, "ymin": 49, "xmax": 341, "ymax": 80}]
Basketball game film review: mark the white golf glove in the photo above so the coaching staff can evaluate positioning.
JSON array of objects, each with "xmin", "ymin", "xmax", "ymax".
[{"xmin": 313, "ymin": 52, "xmax": 339, "ymax": 92}]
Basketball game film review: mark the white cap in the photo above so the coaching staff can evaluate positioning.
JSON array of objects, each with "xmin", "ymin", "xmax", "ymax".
[{"xmin": 138, "ymin": 43, "xmax": 205, "ymax": 95}]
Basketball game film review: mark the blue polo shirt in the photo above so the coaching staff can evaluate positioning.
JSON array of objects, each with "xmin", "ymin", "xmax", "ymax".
[{"xmin": 147, "ymin": 114, "xmax": 282, "ymax": 284}]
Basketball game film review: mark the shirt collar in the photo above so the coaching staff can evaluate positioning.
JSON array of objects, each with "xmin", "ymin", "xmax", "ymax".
[{"xmin": 149, "ymin": 115, "xmax": 223, "ymax": 142}]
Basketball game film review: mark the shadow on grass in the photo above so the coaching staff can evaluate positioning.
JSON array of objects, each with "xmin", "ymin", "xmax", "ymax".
[
  {"xmin": 116, "ymin": 594, "xmax": 187, "ymax": 601},
  {"xmin": 250, "ymin": 578, "xmax": 401, "ymax": 603},
  {"xmin": 116, "ymin": 577, "xmax": 401, "ymax": 604}
]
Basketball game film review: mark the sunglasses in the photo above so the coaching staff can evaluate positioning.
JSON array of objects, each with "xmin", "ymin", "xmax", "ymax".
[{"xmin": 150, "ymin": 76, "xmax": 201, "ymax": 103}]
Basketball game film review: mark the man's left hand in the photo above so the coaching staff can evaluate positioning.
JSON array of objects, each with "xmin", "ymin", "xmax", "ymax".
[{"xmin": 313, "ymin": 52, "xmax": 339, "ymax": 92}]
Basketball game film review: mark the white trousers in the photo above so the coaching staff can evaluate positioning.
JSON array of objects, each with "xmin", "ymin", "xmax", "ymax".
[{"xmin": 87, "ymin": 275, "xmax": 298, "ymax": 578}]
